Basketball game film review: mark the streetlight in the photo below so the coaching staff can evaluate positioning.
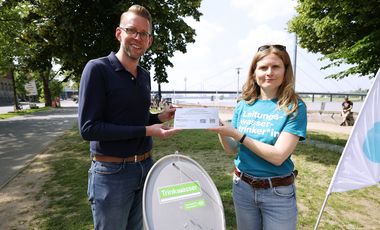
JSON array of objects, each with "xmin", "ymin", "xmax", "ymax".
[
  {"xmin": 236, "ymin": 67, "xmax": 242, "ymax": 99},
  {"xmin": 184, "ymin": 76, "xmax": 187, "ymax": 97}
]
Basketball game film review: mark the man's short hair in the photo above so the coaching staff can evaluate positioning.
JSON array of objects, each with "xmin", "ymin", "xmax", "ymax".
[{"xmin": 121, "ymin": 5, "xmax": 152, "ymax": 33}]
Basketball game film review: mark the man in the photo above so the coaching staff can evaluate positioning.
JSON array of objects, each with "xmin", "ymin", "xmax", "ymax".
[
  {"xmin": 78, "ymin": 5, "xmax": 179, "ymax": 229},
  {"xmin": 340, "ymin": 96, "xmax": 354, "ymax": 126}
]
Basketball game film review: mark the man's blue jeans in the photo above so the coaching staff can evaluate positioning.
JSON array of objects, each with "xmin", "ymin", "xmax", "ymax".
[
  {"xmin": 232, "ymin": 173, "xmax": 297, "ymax": 230},
  {"xmin": 88, "ymin": 157, "xmax": 153, "ymax": 230}
]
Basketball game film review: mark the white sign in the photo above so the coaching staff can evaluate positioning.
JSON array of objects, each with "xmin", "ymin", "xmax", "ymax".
[
  {"xmin": 24, "ymin": 80, "xmax": 38, "ymax": 96},
  {"xmin": 174, "ymin": 107, "xmax": 219, "ymax": 129}
]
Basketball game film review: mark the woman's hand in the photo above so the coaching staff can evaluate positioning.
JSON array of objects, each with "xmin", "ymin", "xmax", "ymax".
[
  {"xmin": 158, "ymin": 105, "xmax": 178, "ymax": 122},
  {"xmin": 208, "ymin": 120, "xmax": 241, "ymax": 140},
  {"xmin": 208, "ymin": 119, "xmax": 241, "ymax": 154}
]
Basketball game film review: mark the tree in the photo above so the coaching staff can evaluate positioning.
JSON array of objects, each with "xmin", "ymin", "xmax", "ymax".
[
  {"xmin": 0, "ymin": 2, "xmax": 25, "ymax": 110},
  {"xmin": 0, "ymin": 1, "xmax": 55, "ymax": 106},
  {"xmin": 51, "ymin": 0, "xmax": 202, "ymax": 97},
  {"xmin": 20, "ymin": 0, "xmax": 202, "ymax": 82},
  {"xmin": 1, "ymin": 0, "xmax": 202, "ymax": 103},
  {"xmin": 288, "ymin": 0, "xmax": 380, "ymax": 79}
]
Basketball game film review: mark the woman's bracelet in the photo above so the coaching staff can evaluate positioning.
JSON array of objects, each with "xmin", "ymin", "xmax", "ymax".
[{"xmin": 239, "ymin": 133, "xmax": 247, "ymax": 143}]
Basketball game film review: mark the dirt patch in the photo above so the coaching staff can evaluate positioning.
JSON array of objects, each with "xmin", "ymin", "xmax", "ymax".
[{"xmin": 0, "ymin": 150, "xmax": 54, "ymax": 229}]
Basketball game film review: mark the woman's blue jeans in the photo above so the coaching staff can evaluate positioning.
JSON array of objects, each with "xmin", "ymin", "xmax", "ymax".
[
  {"xmin": 232, "ymin": 173, "xmax": 297, "ymax": 230},
  {"xmin": 88, "ymin": 157, "xmax": 153, "ymax": 230}
]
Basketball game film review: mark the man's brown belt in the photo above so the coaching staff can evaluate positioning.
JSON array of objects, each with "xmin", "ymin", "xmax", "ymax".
[
  {"xmin": 93, "ymin": 151, "xmax": 151, "ymax": 163},
  {"xmin": 234, "ymin": 167, "xmax": 297, "ymax": 189}
]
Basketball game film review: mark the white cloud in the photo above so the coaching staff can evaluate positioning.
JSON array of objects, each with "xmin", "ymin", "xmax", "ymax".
[
  {"xmin": 176, "ymin": 17, "xmax": 224, "ymax": 60},
  {"xmin": 230, "ymin": 0, "xmax": 296, "ymax": 22},
  {"xmin": 237, "ymin": 25, "xmax": 294, "ymax": 54},
  {"xmin": 161, "ymin": 18, "xmax": 225, "ymax": 91}
]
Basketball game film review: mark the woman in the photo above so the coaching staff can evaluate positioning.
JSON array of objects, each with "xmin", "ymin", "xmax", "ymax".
[{"xmin": 209, "ymin": 44, "xmax": 307, "ymax": 230}]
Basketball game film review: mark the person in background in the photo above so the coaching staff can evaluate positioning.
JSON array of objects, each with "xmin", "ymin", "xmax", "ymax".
[
  {"xmin": 340, "ymin": 96, "xmax": 354, "ymax": 126},
  {"xmin": 78, "ymin": 5, "xmax": 179, "ymax": 230},
  {"xmin": 209, "ymin": 44, "xmax": 307, "ymax": 230}
]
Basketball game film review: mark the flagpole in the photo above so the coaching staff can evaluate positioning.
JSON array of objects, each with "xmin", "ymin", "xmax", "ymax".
[
  {"xmin": 312, "ymin": 95, "xmax": 359, "ymax": 229},
  {"xmin": 313, "ymin": 193, "xmax": 330, "ymax": 230},
  {"xmin": 313, "ymin": 119, "xmax": 355, "ymax": 229}
]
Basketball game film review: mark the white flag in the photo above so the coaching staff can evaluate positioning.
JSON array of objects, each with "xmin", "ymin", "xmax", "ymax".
[{"xmin": 329, "ymin": 69, "xmax": 380, "ymax": 193}]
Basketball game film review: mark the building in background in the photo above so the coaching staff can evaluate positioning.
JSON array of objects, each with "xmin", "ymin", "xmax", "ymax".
[
  {"xmin": 61, "ymin": 88, "xmax": 78, "ymax": 100},
  {"xmin": 0, "ymin": 73, "xmax": 14, "ymax": 106}
]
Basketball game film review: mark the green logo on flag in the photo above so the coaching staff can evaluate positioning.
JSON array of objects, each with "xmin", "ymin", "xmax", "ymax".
[
  {"xmin": 183, "ymin": 199, "xmax": 206, "ymax": 211},
  {"xmin": 159, "ymin": 181, "xmax": 201, "ymax": 203}
]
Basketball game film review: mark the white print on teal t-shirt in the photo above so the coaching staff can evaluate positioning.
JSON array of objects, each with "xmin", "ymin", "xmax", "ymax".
[
  {"xmin": 239, "ymin": 110, "xmax": 285, "ymax": 138},
  {"xmin": 234, "ymin": 100, "xmax": 289, "ymax": 145},
  {"xmin": 232, "ymin": 99, "xmax": 307, "ymax": 177}
]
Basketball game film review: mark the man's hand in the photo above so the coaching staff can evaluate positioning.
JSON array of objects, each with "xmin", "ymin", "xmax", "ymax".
[{"xmin": 146, "ymin": 124, "xmax": 181, "ymax": 138}]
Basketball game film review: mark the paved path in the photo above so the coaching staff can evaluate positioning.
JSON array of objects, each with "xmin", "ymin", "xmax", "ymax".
[
  {"xmin": 307, "ymin": 122, "xmax": 352, "ymax": 135},
  {"xmin": 0, "ymin": 101, "xmax": 78, "ymax": 189}
]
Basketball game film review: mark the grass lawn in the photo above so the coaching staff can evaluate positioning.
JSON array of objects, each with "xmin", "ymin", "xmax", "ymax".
[
  {"xmin": 307, "ymin": 130, "xmax": 349, "ymax": 147},
  {"xmin": 0, "ymin": 107, "xmax": 50, "ymax": 119},
  {"xmin": 32, "ymin": 127, "xmax": 380, "ymax": 229}
]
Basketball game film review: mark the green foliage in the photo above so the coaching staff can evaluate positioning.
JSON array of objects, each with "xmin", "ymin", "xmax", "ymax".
[
  {"xmin": 288, "ymin": 0, "xmax": 380, "ymax": 79},
  {"xmin": 141, "ymin": 1, "xmax": 202, "ymax": 83},
  {"xmin": 49, "ymin": 78, "xmax": 63, "ymax": 99},
  {"xmin": 0, "ymin": 1, "xmax": 25, "ymax": 72}
]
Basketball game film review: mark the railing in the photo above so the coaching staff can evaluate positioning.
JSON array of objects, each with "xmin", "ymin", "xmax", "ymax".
[{"xmin": 151, "ymin": 91, "xmax": 367, "ymax": 102}]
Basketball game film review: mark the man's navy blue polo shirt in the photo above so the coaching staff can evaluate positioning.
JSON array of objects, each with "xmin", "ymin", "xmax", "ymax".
[{"xmin": 78, "ymin": 52, "xmax": 161, "ymax": 157}]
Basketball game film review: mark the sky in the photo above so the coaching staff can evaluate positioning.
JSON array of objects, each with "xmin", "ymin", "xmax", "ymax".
[{"xmin": 151, "ymin": 0, "xmax": 374, "ymax": 93}]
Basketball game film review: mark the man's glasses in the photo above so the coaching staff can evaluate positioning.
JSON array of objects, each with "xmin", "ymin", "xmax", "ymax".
[
  {"xmin": 257, "ymin": 44, "xmax": 286, "ymax": 52},
  {"xmin": 119, "ymin": 27, "xmax": 151, "ymax": 40}
]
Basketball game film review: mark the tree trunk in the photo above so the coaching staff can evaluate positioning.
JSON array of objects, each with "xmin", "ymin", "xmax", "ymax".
[
  {"xmin": 158, "ymin": 82, "xmax": 162, "ymax": 102},
  {"xmin": 8, "ymin": 67, "xmax": 20, "ymax": 111},
  {"xmin": 41, "ymin": 69, "xmax": 52, "ymax": 107}
]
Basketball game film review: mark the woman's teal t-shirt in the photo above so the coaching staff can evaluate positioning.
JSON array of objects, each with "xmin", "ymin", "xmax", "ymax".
[{"xmin": 232, "ymin": 99, "xmax": 307, "ymax": 177}]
